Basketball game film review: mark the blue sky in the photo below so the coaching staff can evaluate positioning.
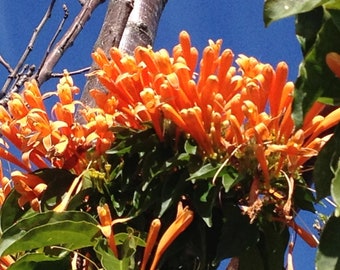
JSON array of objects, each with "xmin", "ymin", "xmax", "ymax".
[{"xmin": 0, "ymin": 0, "xmax": 326, "ymax": 269}]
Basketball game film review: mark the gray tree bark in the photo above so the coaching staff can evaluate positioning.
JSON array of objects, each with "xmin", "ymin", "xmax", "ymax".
[{"xmin": 79, "ymin": 0, "xmax": 168, "ymax": 109}]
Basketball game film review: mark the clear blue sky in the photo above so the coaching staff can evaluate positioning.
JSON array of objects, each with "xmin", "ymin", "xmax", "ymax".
[{"xmin": 0, "ymin": 1, "xmax": 326, "ymax": 269}]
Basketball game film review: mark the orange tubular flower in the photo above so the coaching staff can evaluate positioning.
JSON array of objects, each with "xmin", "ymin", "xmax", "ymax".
[
  {"xmin": 89, "ymin": 31, "xmax": 340, "ymax": 247},
  {"xmin": 150, "ymin": 201, "xmax": 194, "ymax": 270},
  {"xmin": 141, "ymin": 218, "xmax": 161, "ymax": 270},
  {"xmin": 11, "ymin": 171, "xmax": 47, "ymax": 211},
  {"xmin": 97, "ymin": 203, "xmax": 118, "ymax": 257}
]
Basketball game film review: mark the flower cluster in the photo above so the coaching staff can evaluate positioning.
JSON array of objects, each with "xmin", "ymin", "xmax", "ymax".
[
  {"xmin": 0, "ymin": 71, "xmax": 114, "ymax": 175},
  {"xmin": 0, "ymin": 31, "xmax": 340, "ymax": 269},
  {"xmin": 91, "ymin": 31, "xmax": 340, "ymax": 221}
]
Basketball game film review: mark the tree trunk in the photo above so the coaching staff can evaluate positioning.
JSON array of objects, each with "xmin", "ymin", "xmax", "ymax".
[
  {"xmin": 118, "ymin": 0, "xmax": 168, "ymax": 55},
  {"xmin": 79, "ymin": 0, "xmax": 168, "ymax": 109}
]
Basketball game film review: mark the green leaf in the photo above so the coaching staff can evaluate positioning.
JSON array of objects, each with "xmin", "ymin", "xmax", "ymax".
[
  {"xmin": 192, "ymin": 181, "xmax": 218, "ymax": 227},
  {"xmin": 187, "ymin": 163, "xmax": 233, "ymax": 182},
  {"xmin": 0, "ymin": 211, "xmax": 100, "ymax": 256},
  {"xmin": 222, "ymin": 166, "xmax": 238, "ymax": 192},
  {"xmin": 115, "ymin": 232, "xmax": 145, "ymax": 248},
  {"xmin": 94, "ymin": 238, "xmax": 121, "ymax": 270},
  {"xmin": 213, "ymin": 204, "xmax": 258, "ymax": 265},
  {"xmin": 325, "ymin": 1, "xmax": 340, "ymax": 9},
  {"xmin": 295, "ymin": 7, "xmax": 324, "ymax": 56},
  {"xmin": 184, "ymin": 139, "xmax": 197, "ymax": 155},
  {"xmin": 331, "ymin": 161, "xmax": 340, "ymax": 207},
  {"xmin": 0, "ymin": 190, "xmax": 27, "ymax": 232},
  {"xmin": 256, "ymin": 221, "xmax": 289, "ymax": 270},
  {"xmin": 7, "ymin": 253, "xmax": 69, "ymax": 270},
  {"xmin": 316, "ymin": 215, "xmax": 340, "ymax": 269},
  {"xmin": 264, "ymin": 0, "xmax": 327, "ymax": 26},
  {"xmin": 94, "ymin": 238, "xmax": 131, "ymax": 270},
  {"xmin": 293, "ymin": 182, "xmax": 316, "ymax": 213},
  {"xmin": 37, "ymin": 169, "xmax": 75, "ymax": 211},
  {"xmin": 293, "ymin": 17, "xmax": 340, "ymax": 127},
  {"xmin": 329, "ymin": 9, "xmax": 340, "ymax": 32},
  {"xmin": 314, "ymin": 125, "xmax": 340, "ymax": 200}
]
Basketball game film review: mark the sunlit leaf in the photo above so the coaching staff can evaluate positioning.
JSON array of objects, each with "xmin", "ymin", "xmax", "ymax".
[
  {"xmin": 0, "ymin": 211, "xmax": 100, "ymax": 256},
  {"xmin": 316, "ymin": 215, "xmax": 340, "ymax": 269},
  {"xmin": 264, "ymin": 0, "xmax": 327, "ymax": 26}
]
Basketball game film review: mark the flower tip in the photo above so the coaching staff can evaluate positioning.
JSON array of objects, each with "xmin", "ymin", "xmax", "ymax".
[{"xmin": 326, "ymin": 52, "xmax": 340, "ymax": 78}]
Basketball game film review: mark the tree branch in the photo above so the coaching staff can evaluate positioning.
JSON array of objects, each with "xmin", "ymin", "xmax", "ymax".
[
  {"xmin": 36, "ymin": 0, "xmax": 105, "ymax": 85},
  {"xmin": 118, "ymin": 0, "xmax": 168, "ymax": 55},
  {"xmin": 79, "ymin": 0, "xmax": 134, "ymax": 109},
  {"xmin": 79, "ymin": 0, "xmax": 168, "ymax": 111}
]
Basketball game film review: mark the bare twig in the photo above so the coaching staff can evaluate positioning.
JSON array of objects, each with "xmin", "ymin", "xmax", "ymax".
[
  {"xmin": 78, "ymin": 0, "xmax": 86, "ymax": 6},
  {"xmin": 12, "ymin": 65, "xmax": 36, "ymax": 92},
  {"xmin": 37, "ymin": 0, "xmax": 105, "ymax": 85},
  {"xmin": 0, "ymin": 55, "xmax": 13, "ymax": 73},
  {"xmin": 0, "ymin": 0, "xmax": 56, "ymax": 98},
  {"xmin": 50, "ymin": 66, "xmax": 91, "ymax": 78},
  {"xmin": 37, "ymin": 4, "xmax": 70, "ymax": 76}
]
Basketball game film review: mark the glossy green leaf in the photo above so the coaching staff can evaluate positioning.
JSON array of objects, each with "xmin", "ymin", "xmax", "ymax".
[
  {"xmin": 293, "ymin": 17, "xmax": 340, "ymax": 127},
  {"xmin": 0, "ymin": 211, "xmax": 100, "ymax": 256},
  {"xmin": 7, "ymin": 253, "xmax": 69, "ymax": 270},
  {"xmin": 316, "ymin": 215, "xmax": 340, "ymax": 269},
  {"xmin": 314, "ymin": 125, "xmax": 340, "ymax": 200},
  {"xmin": 264, "ymin": 0, "xmax": 327, "ymax": 26}
]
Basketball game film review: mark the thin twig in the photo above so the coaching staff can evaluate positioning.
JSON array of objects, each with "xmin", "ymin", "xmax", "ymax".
[
  {"xmin": 0, "ymin": 55, "xmax": 13, "ymax": 73},
  {"xmin": 37, "ymin": 0, "xmax": 105, "ymax": 85},
  {"xmin": 78, "ymin": 0, "xmax": 86, "ymax": 6},
  {"xmin": 37, "ymin": 4, "xmax": 69, "ymax": 76},
  {"xmin": 0, "ymin": 0, "xmax": 56, "ymax": 98},
  {"xmin": 50, "ymin": 66, "xmax": 91, "ymax": 77},
  {"xmin": 11, "ymin": 65, "xmax": 36, "ymax": 93}
]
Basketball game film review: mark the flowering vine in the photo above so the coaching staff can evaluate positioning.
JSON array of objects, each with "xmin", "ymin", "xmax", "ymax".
[{"xmin": 0, "ymin": 31, "xmax": 339, "ymax": 269}]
